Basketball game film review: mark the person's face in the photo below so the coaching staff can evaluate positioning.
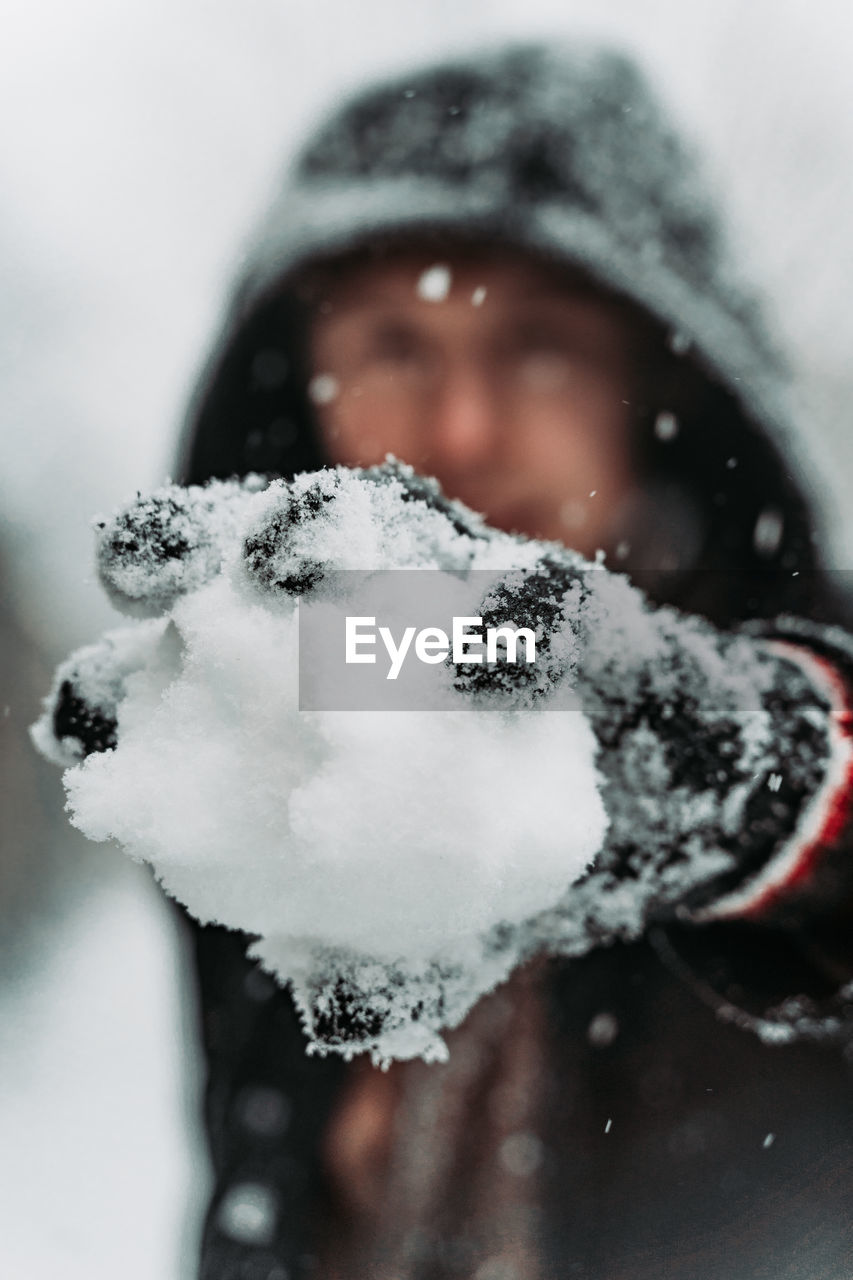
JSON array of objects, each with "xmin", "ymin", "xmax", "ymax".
[{"xmin": 308, "ymin": 252, "xmax": 642, "ymax": 554}]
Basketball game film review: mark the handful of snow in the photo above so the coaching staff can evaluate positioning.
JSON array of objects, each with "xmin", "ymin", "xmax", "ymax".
[{"xmin": 32, "ymin": 463, "xmax": 609, "ymax": 1062}]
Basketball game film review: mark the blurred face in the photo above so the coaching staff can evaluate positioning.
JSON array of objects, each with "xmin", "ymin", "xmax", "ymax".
[{"xmin": 308, "ymin": 252, "xmax": 643, "ymax": 554}]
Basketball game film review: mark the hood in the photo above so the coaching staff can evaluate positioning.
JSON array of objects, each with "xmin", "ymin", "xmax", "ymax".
[{"xmin": 179, "ymin": 41, "xmax": 834, "ymax": 624}]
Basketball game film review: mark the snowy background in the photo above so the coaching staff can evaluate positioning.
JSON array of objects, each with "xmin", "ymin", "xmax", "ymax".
[{"xmin": 2, "ymin": 1, "xmax": 853, "ymax": 1276}]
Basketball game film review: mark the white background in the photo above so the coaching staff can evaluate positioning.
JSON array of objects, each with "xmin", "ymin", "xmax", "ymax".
[{"xmin": 2, "ymin": 3, "xmax": 852, "ymax": 1276}]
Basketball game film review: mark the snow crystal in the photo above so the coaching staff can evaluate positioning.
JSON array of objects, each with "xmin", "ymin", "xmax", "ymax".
[
  {"xmin": 499, "ymin": 1131, "xmax": 544, "ymax": 1177},
  {"xmin": 215, "ymin": 1182, "xmax": 278, "ymax": 1246},
  {"xmin": 417, "ymin": 263, "xmax": 452, "ymax": 302},
  {"xmin": 308, "ymin": 372, "xmax": 339, "ymax": 406},
  {"xmin": 654, "ymin": 410, "xmax": 679, "ymax": 441},
  {"xmin": 587, "ymin": 1011, "xmax": 619, "ymax": 1047},
  {"xmin": 667, "ymin": 330, "xmax": 692, "ymax": 356},
  {"xmin": 753, "ymin": 506, "xmax": 784, "ymax": 557}
]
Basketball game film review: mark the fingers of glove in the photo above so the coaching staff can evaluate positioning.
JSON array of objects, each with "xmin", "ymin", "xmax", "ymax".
[
  {"xmin": 51, "ymin": 675, "xmax": 118, "ymax": 760},
  {"xmin": 289, "ymin": 940, "xmax": 522, "ymax": 1064},
  {"xmin": 290, "ymin": 954, "xmax": 453, "ymax": 1066},
  {"xmin": 242, "ymin": 472, "xmax": 343, "ymax": 597},
  {"xmin": 450, "ymin": 555, "xmax": 586, "ymax": 705},
  {"xmin": 31, "ymin": 622, "xmax": 167, "ymax": 764},
  {"xmin": 239, "ymin": 461, "xmax": 486, "ymax": 600},
  {"xmin": 362, "ymin": 456, "xmax": 488, "ymax": 540},
  {"xmin": 96, "ymin": 482, "xmax": 250, "ymax": 616}
]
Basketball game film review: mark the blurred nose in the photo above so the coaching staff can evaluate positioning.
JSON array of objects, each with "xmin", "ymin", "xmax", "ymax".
[{"xmin": 426, "ymin": 360, "xmax": 501, "ymax": 474}]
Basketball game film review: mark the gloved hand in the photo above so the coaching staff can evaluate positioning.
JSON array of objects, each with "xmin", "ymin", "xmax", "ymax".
[{"xmin": 31, "ymin": 462, "xmax": 833, "ymax": 1063}]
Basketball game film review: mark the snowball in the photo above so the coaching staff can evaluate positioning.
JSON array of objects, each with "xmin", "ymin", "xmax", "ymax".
[
  {"xmin": 42, "ymin": 464, "xmax": 609, "ymax": 1062},
  {"xmin": 34, "ymin": 460, "xmax": 813, "ymax": 1062}
]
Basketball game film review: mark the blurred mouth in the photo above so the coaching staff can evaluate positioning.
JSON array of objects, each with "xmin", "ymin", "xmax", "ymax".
[
  {"xmin": 439, "ymin": 482, "xmax": 569, "ymax": 541},
  {"xmin": 485, "ymin": 505, "xmax": 535, "ymax": 536},
  {"xmin": 478, "ymin": 497, "xmax": 556, "ymax": 539},
  {"xmin": 441, "ymin": 487, "xmax": 525, "ymax": 530}
]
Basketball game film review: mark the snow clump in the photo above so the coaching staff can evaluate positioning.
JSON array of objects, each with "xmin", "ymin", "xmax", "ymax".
[{"xmin": 32, "ymin": 462, "xmax": 608, "ymax": 1063}]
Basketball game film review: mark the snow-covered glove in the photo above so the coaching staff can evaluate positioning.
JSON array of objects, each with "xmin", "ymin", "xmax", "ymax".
[{"xmin": 31, "ymin": 463, "xmax": 840, "ymax": 1063}]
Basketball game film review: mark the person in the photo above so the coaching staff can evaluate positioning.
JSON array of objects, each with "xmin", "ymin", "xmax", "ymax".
[{"xmin": 170, "ymin": 42, "xmax": 853, "ymax": 1280}]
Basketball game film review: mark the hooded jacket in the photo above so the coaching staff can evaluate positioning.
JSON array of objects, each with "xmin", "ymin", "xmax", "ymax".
[{"xmin": 176, "ymin": 43, "xmax": 853, "ymax": 1280}]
